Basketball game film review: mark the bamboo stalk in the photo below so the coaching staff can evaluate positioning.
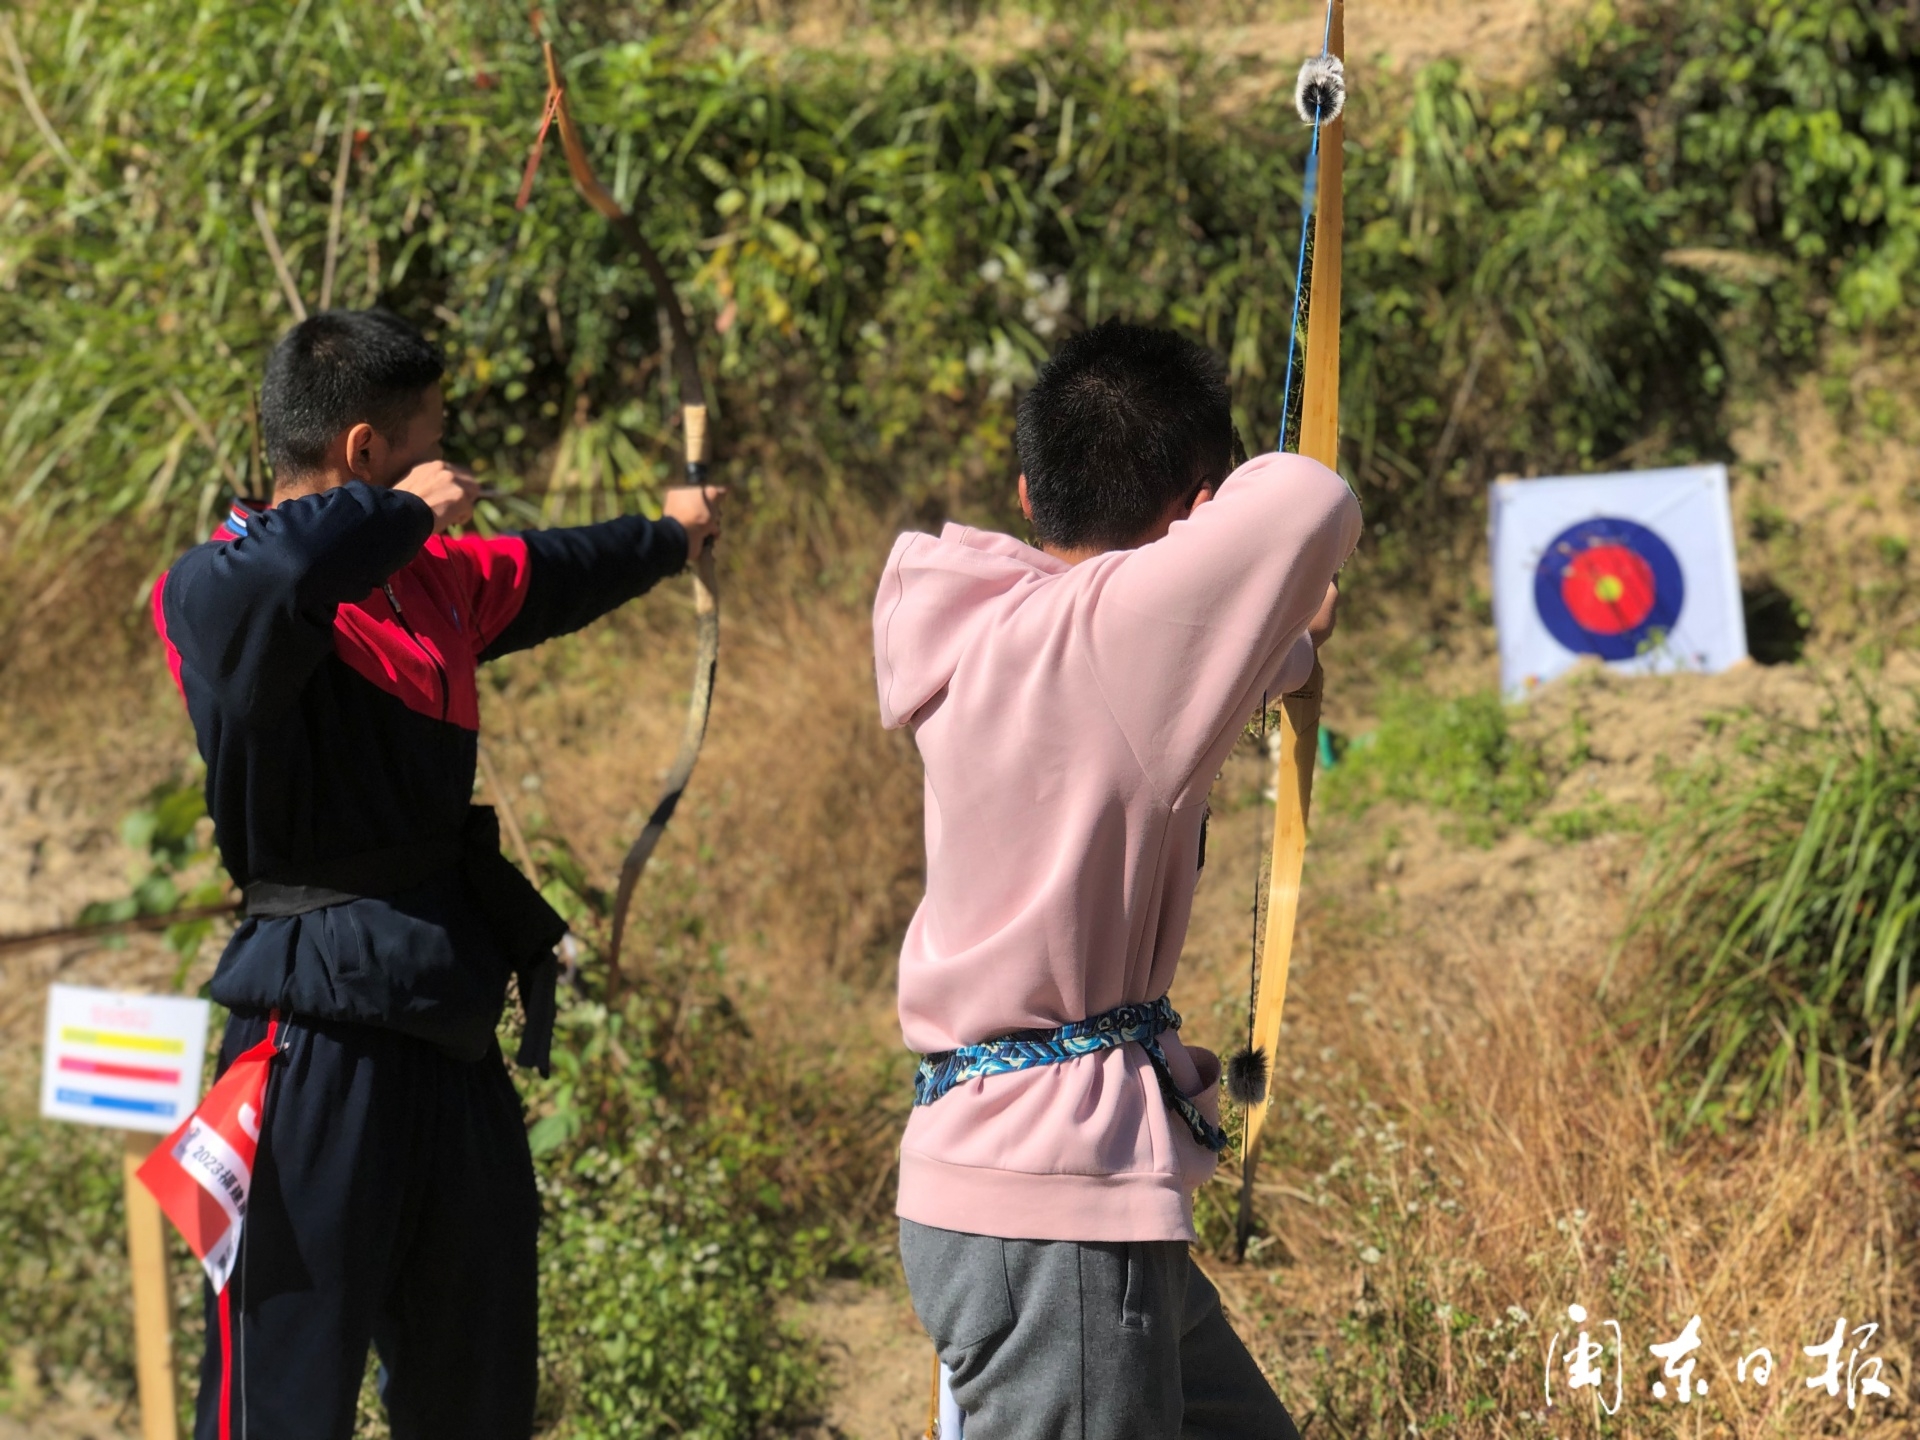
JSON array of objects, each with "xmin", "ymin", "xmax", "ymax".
[
  {"xmin": 319, "ymin": 89, "xmax": 360, "ymax": 311},
  {"xmin": 252, "ymin": 196, "xmax": 309, "ymax": 321}
]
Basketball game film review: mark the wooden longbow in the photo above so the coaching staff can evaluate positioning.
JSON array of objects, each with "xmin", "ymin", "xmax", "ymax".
[
  {"xmin": 1234, "ymin": 0, "xmax": 1346, "ymax": 1262},
  {"xmin": 522, "ymin": 44, "xmax": 721, "ymax": 998}
]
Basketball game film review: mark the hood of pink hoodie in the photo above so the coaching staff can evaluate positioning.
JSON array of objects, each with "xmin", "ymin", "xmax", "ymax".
[
  {"xmin": 875, "ymin": 524, "xmax": 1070, "ymax": 730},
  {"xmin": 874, "ymin": 452, "xmax": 1361, "ymax": 1242}
]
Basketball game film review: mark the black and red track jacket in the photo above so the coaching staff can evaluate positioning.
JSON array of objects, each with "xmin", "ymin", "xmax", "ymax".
[{"xmin": 153, "ymin": 480, "xmax": 689, "ymax": 1058}]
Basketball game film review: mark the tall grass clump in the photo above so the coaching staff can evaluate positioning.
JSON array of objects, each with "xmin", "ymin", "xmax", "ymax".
[{"xmin": 1629, "ymin": 698, "xmax": 1920, "ymax": 1127}]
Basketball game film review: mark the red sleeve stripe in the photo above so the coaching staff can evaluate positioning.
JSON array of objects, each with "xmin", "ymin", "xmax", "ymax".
[{"xmin": 150, "ymin": 570, "xmax": 190, "ymax": 707}]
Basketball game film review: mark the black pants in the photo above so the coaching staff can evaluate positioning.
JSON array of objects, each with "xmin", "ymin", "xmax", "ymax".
[{"xmin": 194, "ymin": 1012, "xmax": 539, "ymax": 1440}]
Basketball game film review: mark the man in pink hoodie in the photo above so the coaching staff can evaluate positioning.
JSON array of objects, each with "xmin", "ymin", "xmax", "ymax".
[{"xmin": 873, "ymin": 321, "xmax": 1362, "ymax": 1437}]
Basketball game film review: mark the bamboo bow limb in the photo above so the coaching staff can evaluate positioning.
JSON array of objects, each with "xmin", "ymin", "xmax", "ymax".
[
  {"xmin": 533, "ymin": 43, "xmax": 722, "ymax": 996},
  {"xmin": 1234, "ymin": 663, "xmax": 1322, "ymax": 1255},
  {"xmin": 1236, "ymin": 0, "xmax": 1344, "ymax": 1262},
  {"xmin": 541, "ymin": 44, "xmax": 710, "ymax": 447}
]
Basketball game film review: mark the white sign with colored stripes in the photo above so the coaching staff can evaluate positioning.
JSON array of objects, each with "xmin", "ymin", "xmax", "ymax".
[{"xmin": 40, "ymin": 984, "xmax": 211, "ymax": 1134}]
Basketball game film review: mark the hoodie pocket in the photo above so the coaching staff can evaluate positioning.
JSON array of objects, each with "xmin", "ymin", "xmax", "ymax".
[
  {"xmin": 1173, "ymin": 1044, "xmax": 1225, "ymax": 1190},
  {"xmin": 1180, "ymin": 1044, "xmax": 1224, "ymax": 1123}
]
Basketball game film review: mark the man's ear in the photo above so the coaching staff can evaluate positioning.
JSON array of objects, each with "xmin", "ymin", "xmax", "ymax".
[
  {"xmin": 1018, "ymin": 472, "xmax": 1034, "ymax": 522},
  {"xmin": 343, "ymin": 422, "xmax": 379, "ymax": 482},
  {"xmin": 1186, "ymin": 486, "xmax": 1216, "ymax": 517}
]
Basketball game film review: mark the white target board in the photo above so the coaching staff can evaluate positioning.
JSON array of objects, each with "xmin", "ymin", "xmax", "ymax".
[{"xmin": 1490, "ymin": 464, "xmax": 1747, "ymax": 698}]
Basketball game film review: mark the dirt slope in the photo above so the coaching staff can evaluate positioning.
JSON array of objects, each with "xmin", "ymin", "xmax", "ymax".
[{"xmin": 774, "ymin": 0, "xmax": 1587, "ymax": 86}]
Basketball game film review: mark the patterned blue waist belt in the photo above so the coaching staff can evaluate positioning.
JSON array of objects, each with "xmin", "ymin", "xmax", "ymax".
[{"xmin": 912, "ymin": 995, "xmax": 1229, "ymax": 1154}]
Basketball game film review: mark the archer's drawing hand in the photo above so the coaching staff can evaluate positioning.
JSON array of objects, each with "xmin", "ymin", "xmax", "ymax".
[
  {"xmin": 664, "ymin": 485, "xmax": 726, "ymax": 559},
  {"xmin": 396, "ymin": 462, "xmax": 480, "ymax": 534},
  {"xmin": 1308, "ymin": 580, "xmax": 1340, "ymax": 650}
]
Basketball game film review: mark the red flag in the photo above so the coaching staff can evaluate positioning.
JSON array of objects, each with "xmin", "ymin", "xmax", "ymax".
[{"xmin": 136, "ymin": 1024, "xmax": 277, "ymax": 1292}]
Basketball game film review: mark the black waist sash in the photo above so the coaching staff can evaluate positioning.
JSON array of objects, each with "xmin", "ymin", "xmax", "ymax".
[
  {"xmin": 242, "ymin": 837, "xmax": 465, "ymax": 917},
  {"xmin": 241, "ymin": 806, "xmax": 565, "ymax": 1073}
]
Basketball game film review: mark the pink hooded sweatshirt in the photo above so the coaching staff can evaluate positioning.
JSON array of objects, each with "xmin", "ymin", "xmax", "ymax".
[{"xmin": 873, "ymin": 452, "xmax": 1363, "ymax": 1243}]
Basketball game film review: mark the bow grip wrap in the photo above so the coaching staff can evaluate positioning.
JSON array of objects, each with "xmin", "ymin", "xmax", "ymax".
[{"xmin": 683, "ymin": 403, "xmax": 710, "ymax": 484}]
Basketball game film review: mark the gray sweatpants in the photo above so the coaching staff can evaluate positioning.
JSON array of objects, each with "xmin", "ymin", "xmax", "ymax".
[{"xmin": 899, "ymin": 1219, "xmax": 1300, "ymax": 1440}]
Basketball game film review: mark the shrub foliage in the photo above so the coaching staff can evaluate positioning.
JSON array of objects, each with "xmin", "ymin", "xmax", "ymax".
[
  {"xmin": 2, "ymin": 1, "xmax": 1914, "ymax": 579},
  {"xmin": 1323, "ymin": 687, "xmax": 1552, "ymax": 844},
  {"xmin": 529, "ymin": 988, "xmax": 830, "ymax": 1437}
]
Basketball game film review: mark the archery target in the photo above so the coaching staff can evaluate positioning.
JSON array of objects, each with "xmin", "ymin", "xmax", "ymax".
[
  {"xmin": 1491, "ymin": 465, "xmax": 1747, "ymax": 697},
  {"xmin": 1534, "ymin": 517, "xmax": 1685, "ymax": 660}
]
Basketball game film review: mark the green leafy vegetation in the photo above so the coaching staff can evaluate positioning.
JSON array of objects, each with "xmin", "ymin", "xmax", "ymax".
[
  {"xmin": 1628, "ymin": 696, "xmax": 1920, "ymax": 1127},
  {"xmin": 1533, "ymin": 792, "xmax": 1640, "ymax": 844},
  {"xmin": 3, "ymin": 1, "xmax": 1914, "ymax": 589},
  {"xmin": 0, "ymin": 1119, "xmax": 153, "ymax": 1405},
  {"xmin": 0, "ymin": 1092, "xmax": 217, "ymax": 1427},
  {"xmin": 529, "ymin": 984, "xmax": 832, "ymax": 1437},
  {"xmin": 0, "ymin": 775, "xmax": 865, "ymax": 1433},
  {"xmin": 0, "ymin": 957, "xmax": 854, "ymax": 1435},
  {"xmin": 1324, "ymin": 688, "xmax": 1551, "ymax": 843},
  {"xmin": 76, "ymin": 772, "xmax": 232, "ymax": 982},
  {"xmin": 514, "ymin": 842, "xmax": 883, "ymax": 1435}
]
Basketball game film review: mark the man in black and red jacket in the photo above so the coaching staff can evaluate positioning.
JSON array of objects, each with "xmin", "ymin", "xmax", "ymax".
[{"xmin": 153, "ymin": 309, "xmax": 721, "ymax": 1440}]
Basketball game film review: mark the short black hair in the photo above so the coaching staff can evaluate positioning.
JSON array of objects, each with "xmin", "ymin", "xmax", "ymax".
[
  {"xmin": 259, "ymin": 309, "xmax": 444, "ymax": 480},
  {"xmin": 1016, "ymin": 320, "xmax": 1233, "ymax": 552}
]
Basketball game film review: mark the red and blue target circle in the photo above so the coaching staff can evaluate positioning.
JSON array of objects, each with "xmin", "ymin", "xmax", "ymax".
[{"xmin": 1534, "ymin": 517, "xmax": 1684, "ymax": 661}]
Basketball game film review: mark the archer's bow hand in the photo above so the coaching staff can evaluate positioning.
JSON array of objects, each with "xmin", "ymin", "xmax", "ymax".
[
  {"xmin": 396, "ymin": 462, "xmax": 481, "ymax": 534},
  {"xmin": 1307, "ymin": 580, "xmax": 1339, "ymax": 651},
  {"xmin": 663, "ymin": 484, "xmax": 726, "ymax": 560}
]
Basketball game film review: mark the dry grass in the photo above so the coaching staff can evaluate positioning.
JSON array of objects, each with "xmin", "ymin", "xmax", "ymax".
[
  {"xmin": 1169, "ymin": 664, "xmax": 1918, "ymax": 1438},
  {"xmin": 0, "ymin": 531, "xmax": 181, "ymax": 760}
]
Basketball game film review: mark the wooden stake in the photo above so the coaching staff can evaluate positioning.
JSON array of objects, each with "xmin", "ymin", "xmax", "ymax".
[
  {"xmin": 1237, "ymin": 0, "xmax": 1343, "ymax": 1262},
  {"xmin": 122, "ymin": 1132, "xmax": 178, "ymax": 1440}
]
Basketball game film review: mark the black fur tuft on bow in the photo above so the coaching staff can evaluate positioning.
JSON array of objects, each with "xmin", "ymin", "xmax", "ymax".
[{"xmin": 1225, "ymin": 1046, "xmax": 1270, "ymax": 1108}]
